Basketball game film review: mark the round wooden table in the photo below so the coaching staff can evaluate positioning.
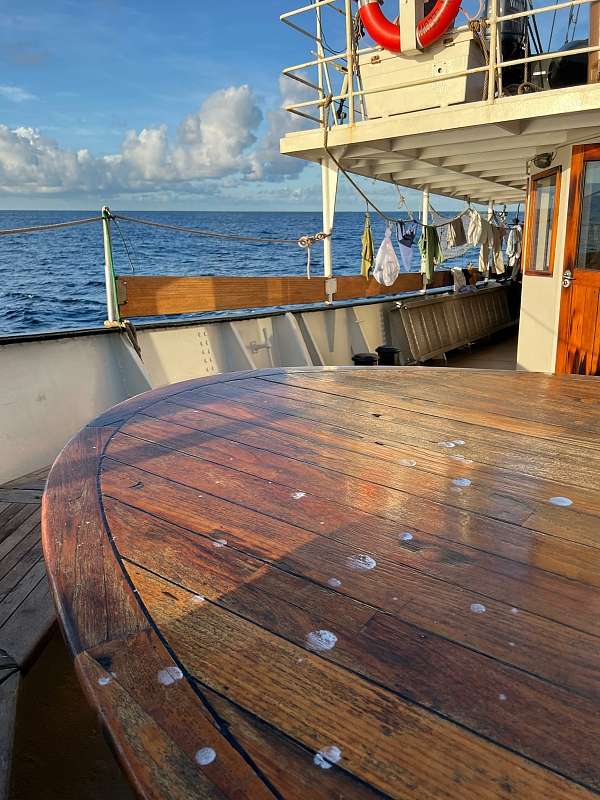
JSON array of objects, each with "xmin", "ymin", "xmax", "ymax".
[{"xmin": 42, "ymin": 367, "xmax": 600, "ymax": 800}]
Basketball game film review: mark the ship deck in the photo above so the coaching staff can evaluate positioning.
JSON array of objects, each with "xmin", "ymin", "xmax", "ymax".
[{"xmin": 41, "ymin": 366, "xmax": 600, "ymax": 799}]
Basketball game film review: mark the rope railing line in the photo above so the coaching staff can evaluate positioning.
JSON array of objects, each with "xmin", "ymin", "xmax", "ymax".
[
  {"xmin": 0, "ymin": 215, "xmax": 103, "ymax": 236},
  {"xmin": 111, "ymin": 213, "xmax": 330, "ymax": 247}
]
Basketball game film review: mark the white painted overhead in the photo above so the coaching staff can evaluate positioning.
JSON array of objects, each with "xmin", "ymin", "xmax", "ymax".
[{"xmin": 280, "ymin": 83, "xmax": 600, "ymax": 204}]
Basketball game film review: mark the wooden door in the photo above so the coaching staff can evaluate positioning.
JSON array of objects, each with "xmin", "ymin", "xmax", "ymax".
[{"xmin": 556, "ymin": 144, "xmax": 600, "ymax": 375}]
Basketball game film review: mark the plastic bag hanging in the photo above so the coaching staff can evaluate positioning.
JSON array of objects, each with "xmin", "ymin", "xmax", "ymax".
[{"xmin": 373, "ymin": 225, "xmax": 400, "ymax": 287}]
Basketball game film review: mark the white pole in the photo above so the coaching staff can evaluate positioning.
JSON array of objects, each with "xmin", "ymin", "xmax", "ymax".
[
  {"xmin": 486, "ymin": 200, "xmax": 494, "ymax": 283},
  {"xmin": 102, "ymin": 206, "xmax": 119, "ymax": 325},
  {"xmin": 321, "ymin": 156, "xmax": 339, "ymax": 278},
  {"xmin": 421, "ymin": 188, "xmax": 430, "ymax": 291}
]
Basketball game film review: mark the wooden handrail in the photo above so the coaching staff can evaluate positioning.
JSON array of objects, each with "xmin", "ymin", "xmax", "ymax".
[{"xmin": 116, "ymin": 272, "xmax": 454, "ymax": 318}]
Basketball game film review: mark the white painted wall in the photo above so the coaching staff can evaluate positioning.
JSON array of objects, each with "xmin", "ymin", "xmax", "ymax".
[
  {"xmin": 517, "ymin": 145, "xmax": 572, "ymax": 372},
  {"xmin": 0, "ymin": 332, "xmax": 150, "ymax": 483}
]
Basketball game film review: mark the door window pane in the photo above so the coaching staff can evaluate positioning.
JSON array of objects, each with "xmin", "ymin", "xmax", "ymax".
[
  {"xmin": 528, "ymin": 173, "xmax": 557, "ymax": 273},
  {"xmin": 577, "ymin": 161, "xmax": 600, "ymax": 270}
]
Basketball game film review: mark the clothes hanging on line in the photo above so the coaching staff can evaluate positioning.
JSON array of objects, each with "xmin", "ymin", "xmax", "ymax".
[
  {"xmin": 491, "ymin": 224, "xmax": 506, "ymax": 274},
  {"xmin": 396, "ymin": 221, "xmax": 416, "ymax": 272},
  {"xmin": 452, "ymin": 267, "xmax": 467, "ymax": 292},
  {"xmin": 506, "ymin": 223, "xmax": 523, "ymax": 277},
  {"xmin": 447, "ymin": 216, "xmax": 467, "ymax": 248},
  {"xmin": 418, "ymin": 225, "xmax": 444, "ymax": 284},
  {"xmin": 373, "ymin": 224, "xmax": 400, "ymax": 287},
  {"xmin": 360, "ymin": 212, "xmax": 374, "ymax": 279}
]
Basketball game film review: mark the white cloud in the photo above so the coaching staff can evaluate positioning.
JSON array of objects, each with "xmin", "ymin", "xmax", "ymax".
[
  {"xmin": 0, "ymin": 84, "xmax": 37, "ymax": 103},
  {"xmin": 0, "ymin": 82, "xmax": 308, "ymax": 197}
]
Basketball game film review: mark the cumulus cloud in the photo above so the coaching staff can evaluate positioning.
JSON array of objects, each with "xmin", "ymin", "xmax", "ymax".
[
  {"xmin": 0, "ymin": 85, "xmax": 37, "ymax": 103},
  {"xmin": 0, "ymin": 82, "xmax": 309, "ymax": 197}
]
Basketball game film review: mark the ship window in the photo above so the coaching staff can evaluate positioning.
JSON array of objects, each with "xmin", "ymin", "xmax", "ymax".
[
  {"xmin": 524, "ymin": 168, "xmax": 560, "ymax": 276},
  {"xmin": 577, "ymin": 161, "xmax": 600, "ymax": 270}
]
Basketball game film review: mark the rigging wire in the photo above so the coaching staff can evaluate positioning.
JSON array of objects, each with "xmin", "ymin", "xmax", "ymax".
[
  {"xmin": 0, "ymin": 215, "xmax": 102, "ymax": 236},
  {"xmin": 112, "ymin": 216, "xmax": 138, "ymax": 274}
]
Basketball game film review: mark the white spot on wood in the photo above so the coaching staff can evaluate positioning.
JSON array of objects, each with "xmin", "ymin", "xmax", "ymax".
[
  {"xmin": 399, "ymin": 459, "xmax": 417, "ymax": 467},
  {"xmin": 452, "ymin": 439, "xmax": 466, "ymax": 446},
  {"xmin": 549, "ymin": 496, "xmax": 573, "ymax": 507},
  {"xmin": 470, "ymin": 603, "xmax": 486, "ymax": 614},
  {"xmin": 195, "ymin": 747, "xmax": 216, "ymax": 766},
  {"xmin": 400, "ymin": 532, "xmax": 414, "ymax": 542},
  {"xmin": 327, "ymin": 578, "xmax": 341, "ymax": 588},
  {"xmin": 292, "ymin": 491, "xmax": 306, "ymax": 500},
  {"xmin": 98, "ymin": 676, "xmax": 111, "ymax": 686},
  {"xmin": 450, "ymin": 455, "xmax": 465, "ymax": 461},
  {"xmin": 158, "ymin": 666, "xmax": 183, "ymax": 686},
  {"xmin": 438, "ymin": 441, "xmax": 456, "ymax": 448},
  {"xmin": 499, "ymin": 693, "xmax": 507, "ymax": 701},
  {"xmin": 453, "ymin": 478, "xmax": 472, "ymax": 488},
  {"xmin": 346, "ymin": 554, "xmax": 377, "ymax": 571},
  {"xmin": 306, "ymin": 630, "xmax": 338, "ymax": 652},
  {"xmin": 212, "ymin": 538, "xmax": 227, "ymax": 548},
  {"xmin": 462, "ymin": 459, "xmax": 474, "ymax": 464},
  {"xmin": 192, "ymin": 595, "xmax": 206, "ymax": 604},
  {"xmin": 511, "ymin": 607, "xmax": 519, "ymax": 615},
  {"xmin": 508, "ymin": 641, "xmax": 516, "ymax": 647},
  {"xmin": 314, "ymin": 746, "xmax": 342, "ymax": 769}
]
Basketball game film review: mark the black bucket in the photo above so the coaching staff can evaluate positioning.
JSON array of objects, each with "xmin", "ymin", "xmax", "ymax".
[
  {"xmin": 351, "ymin": 352, "xmax": 379, "ymax": 366},
  {"xmin": 376, "ymin": 345, "xmax": 402, "ymax": 366}
]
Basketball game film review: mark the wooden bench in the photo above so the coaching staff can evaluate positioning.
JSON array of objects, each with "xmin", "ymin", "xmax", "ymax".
[{"xmin": 0, "ymin": 467, "xmax": 54, "ymax": 799}]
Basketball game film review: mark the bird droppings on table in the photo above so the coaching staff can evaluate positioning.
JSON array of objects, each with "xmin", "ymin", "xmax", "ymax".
[
  {"xmin": 212, "ymin": 538, "xmax": 227, "ymax": 548},
  {"xmin": 314, "ymin": 746, "xmax": 342, "ymax": 770},
  {"xmin": 306, "ymin": 630, "xmax": 338, "ymax": 652},
  {"xmin": 470, "ymin": 603, "xmax": 487, "ymax": 614},
  {"xmin": 400, "ymin": 532, "xmax": 414, "ymax": 542},
  {"xmin": 438, "ymin": 441, "xmax": 456, "ymax": 448},
  {"xmin": 549, "ymin": 496, "xmax": 573, "ymax": 507},
  {"xmin": 499, "ymin": 693, "xmax": 508, "ymax": 701},
  {"xmin": 452, "ymin": 439, "xmax": 466, "ymax": 446},
  {"xmin": 453, "ymin": 478, "xmax": 472, "ymax": 487},
  {"xmin": 158, "ymin": 666, "xmax": 184, "ymax": 686},
  {"xmin": 327, "ymin": 578, "xmax": 342, "ymax": 588},
  {"xmin": 511, "ymin": 607, "xmax": 519, "ymax": 615},
  {"xmin": 97, "ymin": 676, "xmax": 111, "ymax": 687},
  {"xmin": 292, "ymin": 491, "xmax": 306, "ymax": 499},
  {"xmin": 195, "ymin": 748, "xmax": 217, "ymax": 766},
  {"xmin": 346, "ymin": 554, "xmax": 377, "ymax": 571},
  {"xmin": 400, "ymin": 458, "xmax": 417, "ymax": 467},
  {"xmin": 192, "ymin": 595, "xmax": 206, "ymax": 604}
]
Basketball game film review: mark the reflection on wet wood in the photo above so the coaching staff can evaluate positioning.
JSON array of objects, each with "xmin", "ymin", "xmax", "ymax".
[{"xmin": 43, "ymin": 367, "xmax": 600, "ymax": 798}]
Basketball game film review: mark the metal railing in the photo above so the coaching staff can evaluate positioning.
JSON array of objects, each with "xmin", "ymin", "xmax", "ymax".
[{"xmin": 281, "ymin": 0, "xmax": 600, "ymax": 126}]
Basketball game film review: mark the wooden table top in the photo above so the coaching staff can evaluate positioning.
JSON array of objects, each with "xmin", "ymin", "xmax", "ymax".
[{"xmin": 42, "ymin": 367, "xmax": 600, "ymax": 800}]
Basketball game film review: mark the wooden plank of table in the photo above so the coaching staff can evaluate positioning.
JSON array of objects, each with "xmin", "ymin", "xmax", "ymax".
[
  {"xmin": 126, "ymin": 563, "xmax": 598, "ymax": 800},
  {"xmin": 41, "ymin": 426, "xmax": 148, "ymax": 653},
  {"xmin": 141, "ymin": 396, "xmax": 600, "ymax": 545},
  {"xmin": 105, "ymin": 430, "xmax": 600, "ymax": 635},
  {"xmin": 104, "ymin": 497, "xmax": 600, "ymax": 787},
  {"xmin": 76, "ymin": 634, "xmax": 277, "ymax": 800},
  {"xmin": 184, "ymin": 380, "xmax": 600, "ymax": 515},
  {"xmin": 200, "ymin": 685, "xmax": 387, "ymax": 800},
  {"xmin": 100, "ymin": 460, "xmax": 600, "ymax": 700},
  {"xmin": 129, "ymin": 406, "xmax": 600, "ymax": 587}
]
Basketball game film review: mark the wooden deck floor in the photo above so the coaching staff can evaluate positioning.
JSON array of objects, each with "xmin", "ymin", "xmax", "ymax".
[
  {"xmin": 0, "ymin": 466, "xmax": 52, "ymax": 673},
  {"xmin": 0, "ymin": 466, "xmax": 53, "ymax": 800}
]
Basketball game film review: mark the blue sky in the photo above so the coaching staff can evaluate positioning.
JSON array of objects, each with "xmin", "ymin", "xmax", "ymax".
[{"xmin": 0, "ymin": 0, "xmax": 563, "ymax": 211}]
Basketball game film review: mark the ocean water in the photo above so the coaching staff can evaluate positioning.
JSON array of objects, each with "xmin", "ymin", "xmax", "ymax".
[{"xmin": 0, "ymin": 210, "xmax": 475, "ymax": 336}]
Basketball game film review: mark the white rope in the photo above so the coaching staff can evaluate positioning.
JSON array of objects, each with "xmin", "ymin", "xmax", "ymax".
[
  {"xmin": 113, "ymin": 213, "xmax": 330, "ymax": 248},
  {"xmin": 0, "ymin": 216, "xmax": 102, "ymax": 236}
]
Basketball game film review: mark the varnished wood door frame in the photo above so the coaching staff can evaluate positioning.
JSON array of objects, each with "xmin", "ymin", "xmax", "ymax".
[
  {"xmin": 522, "ymin": 166, "xmax": 562, "ymax": 277},
  {"xmin": 556, "ymin": 144, "xmax": 600, "ymax": 373}
]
